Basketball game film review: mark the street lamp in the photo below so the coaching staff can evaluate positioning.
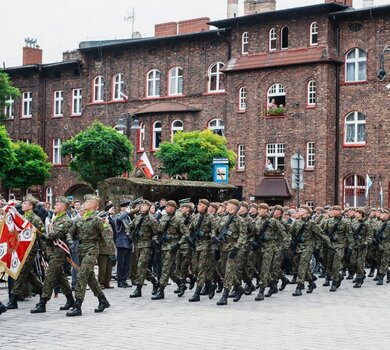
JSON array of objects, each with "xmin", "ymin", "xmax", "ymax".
[
  {"xmin": 378, "ymin": 46, "xmax": 390, "ymax": 81},
  {"xmin": 114, "ymin": 113, "xmax": 140, "ymax": 137}
]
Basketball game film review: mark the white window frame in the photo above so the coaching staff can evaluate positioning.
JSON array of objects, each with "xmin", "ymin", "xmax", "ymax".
[
  {"xmin": 208, "ymin": 118, "xmax": 225, "ymax": 137},
  {"xmin": 169, "ymin": 67, "xmax": 183, "ymax": 96},
  {"xmin": 305, "ymin": 201, "xmax": 315, "ymax": 210},
  {"xmin": 344, "ymin": 174, "xmax": 366, "ymax": 207},
  {"xmin": 113, "ymin": 73, "xmax": 124, "ymax": 101},
  {"xmin": 281, "ymin": 26, "xmax": 289, "ymax": 50},
  {"xmin": 266, "ymin": 143, "xmax": 285, "ymax": 171},
  {"xmin": 22, "ymin": 91, "xmax": 32, "ymax": 118},
  {"xmin": 242, "ymin": 32, "xmax": 249, "ymax": 54},
  {"xmin": 72, "ymin": 88, "xmax": 82, "ymax": 116},
  {"xmin": 267, "ymin": 83, "xmax": 286, "ymax": 109},
  {"xmin": 138, "ymin": 122, "xmax": 145, "ymax": 151},
  {"xmin": 269, "ymin": 28, "xmax": 277, "ymax": 51},
  {"xmin": 93, "ymin": 76, "xmax": 104, "ymax": 102},
  {"xmin": 310, "ymin": 22, "xmax": 318, "ymax": 46},
  {"xmin": 147, "ymin": 69, "xmax": 161, "ymax": 98},
  {"xmin": 52, "ymin": 138, "xmax": 62, "ymax": 165},
  {"xmin": 345, "ymin": 111, "xmax": 366, "ymax": 145},
  {"xmin": 53, "ymin": 90, "xmax": 64, "ymax": 117},
  {"xmin": 238, "ymin": 87, "xmax": 247, "ymax": 111},
  {"xmin": 307, "ymin": 80, "xmax": 316, "ymax": 107},
  {"xmin": 306, "ymin": 142, "xmax": 315, "ymax": 169},
  {"xmin": 152, "ymin": 121, "xmax": 162, "ymax": 150},
  {"xmin": 345, "ymin": 48, "xmax": 367, "ymax": 83},
  {"xmin": 208, "ymin": 62, "xmax": 225, "ymax": 93},
  {"xmin": 237, "ymin": 144, "xmax": 246, "ymax": 170},
  {"xmin": 4, "ymin": 95, "xmax": 15, "ymax": 119},
  {"xmin": 171, "ymin": 120, "xmax": 183, "ymax": 140},
  {"xmin": 45, "ymin": 187, "xmax": 53, "ymax": 208}
]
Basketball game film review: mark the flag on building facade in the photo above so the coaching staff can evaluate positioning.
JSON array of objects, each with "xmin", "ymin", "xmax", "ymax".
[
  {"xmin": 379, "ymin": 180, "xmax": 384, "ymax": 209},
  {"xmin": 365, "ymin": 174, "xmax": 372, "ymax": 199},
  {"xmin": 0, "ymin": 206, "xmax": 37, "ymax": 279},
  {"xmin": 136, "ymin": 152, "xmax": 154, "ymax": 178}
]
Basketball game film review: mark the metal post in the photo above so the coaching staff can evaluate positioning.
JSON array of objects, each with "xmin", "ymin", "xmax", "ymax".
[{"xmin": 297, "ymin": 149, "xmax": 300, "ymax": 208}]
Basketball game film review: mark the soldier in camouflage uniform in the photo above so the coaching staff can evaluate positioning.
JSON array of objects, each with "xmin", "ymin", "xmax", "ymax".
[
  {"xmin": 30, "ymin": 197, "xmax": 75, "ymax": 313},
  {"xmin": 66, "ymin": 195, "xmax": 116, "ymax": 317},
  {"xmin": 290, "ymin": 206, "xmax": 332, "ymax": 296},
  {"xmin": 7, "ymin": 196, "xmax": 45, "ymax": 310},
  {"xmin": 373, "ymin": 209, "xmax": 390, "ymax": 285},
  {"xmin": 213, "ymin": 199, "xmax": 247, "ymax": 306},
  {"xmin": 129, "ymin": 200, "xmax": 160, "ymax": 298},
  {"xmin": 152, "ymin": 200, "xmax": 189, "ymax": 300},
  {"xmin": 366, "ymin": 208, "xmax": 381, "ymax": 278}
]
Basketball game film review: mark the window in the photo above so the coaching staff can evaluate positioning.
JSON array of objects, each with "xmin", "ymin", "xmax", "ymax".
[
  {"xmin": 93, "ymin": 76, "xmax": 104, "ymax": 102},
  {"xmin": 266, "ymin": 143, "xmax": 285, "ymax": 171},
  {"xmin": 346, "ymin": 48, "xmax": 367, "ymax": 82},
  {"xmin": 72, "ymin": 88, "xmax": 82, "ymax": 116},
  {"xmin": 269, "ymin": 28, "xmax": 277, "ymax": 51},
  {"xmin": 310, "ymin": 22, "xmax": 318, "ymax": 46},
  {"xmin": 307, "ymin": 80, "xmax": 316, "ymax": 106},
  {"xmin": 45, "ymin": 187, "xmax": 53, "ymax": 208},
  {"xmin": 237, "ymin": 144, "xmax": 246, "ymax": 170},
  {"xmin": 208, "ymin": 118, "xmax": 225, "ymax": 137},
  {"xmin": 305, "ymin": 201, "xmax": 315, "ymax": 210},
  {"xmin": 4, "ymin": 95, "xmax": 15, "ymax": 119},
  {"xmin": 242, "ymin": 32, "xmax": 249, "ymax": 54},
  {"xmin": 238, "ymin": 87, "xmax": 247, "ymax": 111},
  {"xmin": 281, "ymin": 27, "xmax": 288, "ymax": 49},
  {"xmin": 344, "ymin": 174, "xmax": 366, "ymax": 207},
  {"xmin": 137, "ymin": 123, "xmax": 145, "ymax": 151},
  {"xmin": 22, "ymin": 91, "xmax": 32, "ymax": 117},
  {"xmin": 171, "ymin": 120, "xmax": 183, "ymax": 140},
  {"xmin": 169, "ymin": 67, "xmax": 183, "ymax": 96},
  {"xmin": 345, "ymin": 112, "xmax": 366, "ymax": 145},
  {"xmin": 208, "ymin": 62, "xmax": 225, "ymax": 92},
  {"xmin": 53, "ymin": 90, "xmax": 64, "ymax": 117},
  {"xmin": 306, "ymin": 142, "xmax": 315, "ymax": 168},
  {"xmin": 152, "ymin": 121, "xmax": 162, "ymax": 150},
  {"xmin": 147, "ymin": 69, "xmax": 161, "ymax": 97},
  {"xmin": 52, "ymin": 138, "xmax": 62, "ymax": 165},
  {"xmin": 267, "ymin": 83, "xmax": 286, "ymax": 109},
  {"xmin": 113, "ymin": 73, "xmax": 124, "ymax": 100}
]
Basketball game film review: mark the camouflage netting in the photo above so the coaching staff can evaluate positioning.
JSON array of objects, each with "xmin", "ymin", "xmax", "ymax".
[{"xmin": 97, "ymin": 177, "xmax": 237, "ymax": 206}]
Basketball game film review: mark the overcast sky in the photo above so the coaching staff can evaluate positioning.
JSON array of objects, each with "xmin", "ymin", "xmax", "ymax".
[{"xmin": 1, "ymin": 0, "xmax": 389, "ymax": 67}]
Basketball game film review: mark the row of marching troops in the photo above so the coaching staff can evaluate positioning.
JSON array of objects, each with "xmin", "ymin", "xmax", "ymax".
[{"xmin": 1, "ymin": 195, "xmax": 390, "ymax": 316}]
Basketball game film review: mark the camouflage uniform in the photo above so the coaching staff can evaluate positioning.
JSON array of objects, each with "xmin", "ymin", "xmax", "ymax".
[
  {"xmin": 375, "ymin": 219, "xmax": 390, "ymax": 283},
  {"xmin": 175, "ymin": 212, "xmax": 193, "ymax": 284},
  {"xmin": 243, "ymin": 215, "xmax": 260, "ymax": 287},
  {"xmin": 366, "ymin": 215, "xmax": 381, "ymax": 276},
  {"xmin": 271, "ymin": 217, "xmax": 291, "ymax": 283}
]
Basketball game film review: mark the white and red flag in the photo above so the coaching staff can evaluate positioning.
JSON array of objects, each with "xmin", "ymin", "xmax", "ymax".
[
  {"xmin": 136, "ymin": 152, "xmax": 154, "ymax": 178},
  {"xmin": 0, "ymin": 206, "xmax": 37, "ymax": 279}
]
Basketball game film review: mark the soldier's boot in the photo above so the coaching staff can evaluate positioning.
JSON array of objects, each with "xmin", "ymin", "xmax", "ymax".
[
  {"xmin": 244, "ymin": 280, "xmax": 256, "ymax": 295},
  {"xmin": 374, "ymin": 273, "xmax": 380, "ymax": 281},
  {"xmin": 330, "ymin": 281, "xmax": 338, "ymax": 292},
  {"xmin": 254, "ymin": 287, "xmax": 265, "ymax": 301},
  {"xmin": 216, "ymin": 277, "xmax": 224, "ymax": 293},
  {"xmin": 290, "ymin": 273, "xmax": 298, "ymax": 284},
  {"xmin": 174, "ymin": 283, "xmax": 181, "ymax": 294},
  {"xmin": 353, "ymin": 277, "xmax": 363, "ymax": 288},
  {"xmin": 66, "ymin": 298, "xmax": 82, "ymax": 317},
  {"xmin": 216, "ymin": 287, "xmax": 229, "ymax": 306},
  {"xmin": 188, "ymin": 286, "xmax": 201, "ymax": 302},
  {"xmin": 233, "ymin": 285, "xmax": 245, "ymax": 302},
  {"xmin": 199, "ymin": 283, "xmax": 210, "ymax": 296},
  {"xmin": 151, "ymin": 278, "xmax": 159, "ymax": 295},
  {"xmin": 307, "ymin": 281, "xmax": 317, "ymax": 294},
  {"xmin": 0, "ymin": 302, "xmax": 7, "ymax": 315},
  {"xmin": 377, "ymin": 275, "xmax": 384, "ymax": 285},
  {"xmin": 368, "ymin": 267, "xmax": 375, "ymax": 277},
  {"xmin": 189, "ymin": 274, "xmax": 196, "ymax": 290},
  {"xmin": 60, "ymin": 293, "xmax": 75, "ymax": 311},
  {"xmin": 292, "ymin": 283, "xmax": 303, "ymax": 296},
  {"xmin": 30, "ymin": 297, "xmax": 48, "ymax": 314},
  {"xmin": 386, "ymin": 270, "xmax": 390, "ymax": 283},
  {"xmin": 94, "ymin": 294, "xmax": 110, "ymax": 313},
  {"xmin": 151, "ymin": 286, "xmax": 165, "ymax": 300},
  {"xmin": 322, "ymin": 277, "xmax": 330, "ymax": 287},
  {"xmin": 279, "ymin": 276, "xmax": 291, "ymax": 291},
  {"xmin": 6, "ymin": 294, "xmax": 18, "ymax": 310},
  {"xmin": 177, "ymin": 280, "xmax": 187, "ymax": 297},
  {"xmin": 228, "ymin": 287, "xmax": 236, "ymax": 298},
  {"xmin": 265, "ymin": 281, "xmax": 278, "ymax": 297},
  {"xmin": 346, "ymin": 272, "xmax": 354, "ymax": 280},
  {"xmin": 318, "ymin": 267, "xmax": 326, "ymax": 278},
  {"xmin": 209, "ymin": 283, "xmax": 217, "ymax": 300},
  {"xmin": 130, "ymin": 285, "xmax": 142, "ymax": 298}
]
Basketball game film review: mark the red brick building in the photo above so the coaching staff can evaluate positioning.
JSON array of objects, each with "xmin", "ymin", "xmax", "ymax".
[{"xmin": 2, "ymin": 1, "xmax": 390, "ymax": 208}]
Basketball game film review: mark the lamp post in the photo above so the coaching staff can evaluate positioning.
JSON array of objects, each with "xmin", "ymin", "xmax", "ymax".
[
  {"xmin": 378, "ymin": 46, "xmax": 390, "ymax": 81},
  {"xmin": 114, "ymin": 113, "xmax": 140, "ymax": 138}
]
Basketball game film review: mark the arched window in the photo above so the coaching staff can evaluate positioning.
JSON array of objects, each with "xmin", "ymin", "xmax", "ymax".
[
  {"xmin": 242, "ymin": 32, "xmax": 249, "ymax": 54},
  {"xmin": 147, "ymin": 69, "xmax": 161, "ymax": 97},
  {"xmin": 238, "ymin": 87, "xmax": 247, "ymax": 111},
  {"xmin": 171, "ymin": 120, "xmax": 183, "ymax": 140},
  {"xmin": 345, "ymin": 112, "xmax": 366, "ymax": 145},
  {"xmin": 152, "ymin": 121, "xmax": 162, "ymax": 150},
  {"xmin": 93, "ymin": 76, "xmax": 104, "ymax": 102},
  {"xmin": 269, "ymin": 28, "xmax": 277, "ymax": 51},
  {"xmin": 113, "ymin": 73, "xmax": 124, "ymax": 100},
  {"xmin": 45, "ymin": 187, "xmax": 53, "ymax": 208},
  {"xmin": 208, "ymin": 62, "xmax": 225, "ymax": 92},
  {"xmin": 344, "ymin": 174, "xmax": 366, "ymax": 207},
  {"xmin": 169, "ymin": 67, "xmax": 183, "ymax": 96},
  {"xmin": 267, "ymin": 83, "xmax": 286, "ymax": 110},
  {"xmin": 281, "ymin": 26, "xmax": 288, "ymax": 49},
  {"xmin": 307, "ymin": 80, "xmax": 316, "ymax": 106},
  {"xmin": 137, "ymin": 122, "xmax": 145, "ymax": 151},
  {"xmin": 346, "ymin": 48, "xmax": 367, "ymax": 82},
  {"xmin": 310, "ymin": 22, "xmax": 318, "ymax": 46},
  {"xmin": 208, "ymin": 118, "xmax": 225, "ymax": 137}
]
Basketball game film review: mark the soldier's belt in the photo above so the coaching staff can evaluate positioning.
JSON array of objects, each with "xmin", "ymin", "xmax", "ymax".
[{"xmin": 79, "ymin": 239, "xmax": 98, "ymax": 244}]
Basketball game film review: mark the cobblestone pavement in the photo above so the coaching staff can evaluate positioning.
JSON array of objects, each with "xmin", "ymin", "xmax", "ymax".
[{"xmin": 1, "ymin": 272, "xmax": 390, "ymax": 350}]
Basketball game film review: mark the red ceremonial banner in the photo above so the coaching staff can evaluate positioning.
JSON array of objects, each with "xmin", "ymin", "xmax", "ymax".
[{"xmin": 0, "ymin": 206, "xmax": 37, "ymax": 279}]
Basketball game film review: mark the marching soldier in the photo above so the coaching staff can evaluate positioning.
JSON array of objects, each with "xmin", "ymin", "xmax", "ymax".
[{"xmin": 374, "ymin": 209, "xmax": 390, "ymax": 285}]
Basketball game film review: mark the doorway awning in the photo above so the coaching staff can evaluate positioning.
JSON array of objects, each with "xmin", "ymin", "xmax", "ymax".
[
  {"xmin": 133, "ymin": 102, "xmax": 202, "ymax": 115},
  {"xmin": 253, "ymin": 177, "xmax": 292, "ymax": 198}
]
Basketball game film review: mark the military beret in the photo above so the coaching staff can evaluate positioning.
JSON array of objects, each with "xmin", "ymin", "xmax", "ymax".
[
  {"xmin": 273, "ymin": 205, "xmax": 283, "ymax": 212},
  {"xmin": 356, "ymin": 207, "xmax": 366, "ymax": 215},
  {"xmin": 209, "ymin": 203, "xmax": 219, "ymax": 211},
  {"xmin": 370, "ymin": 208, "xmax": 377, "ymax": 212},
  {"xmin": 142, "ymin": 200, "xmax": 152, "ymax": 207},
  {"xmin": 300, "ymin": 205, "xmax": 312, "ymax": 213},
  {"xmin": 181, "ymin": 202, "xmax": 194, "ymax": 209},
  {"xmin": 228, "ymin": 199, "xmax": 240, "ymax": 207},
  {"xmin": 199, "ymin": 199, "xmax": 210, "ymax": 206},
  {"xmin": 25, "ymin": 195, "xmax": 38, "ymax": 206},
  {"xmin": 166, "ymin": 200, "xmax": 177, "ymax": 208},
  {"xmin": 258, "ymin": 203, "xmax": 269, "ymax": 210},
  {"xmin": 382, "ymin": 209, "xmax": 390, "ymax": 215},
  {"xmin": 315, "ymin": 207, "xmax": 324, "ymax": 212},
  {"xmin": 104, "ymin": 203, "xmax": 114, "ymax": 212},
  {"xmin": 324, "ymin": 205, "xmax": 331, "ymax": 210},
  {"xmin": 240, "ymin": 201, "xmax": 249, "ymax": 209},
  {"xmin": 56, "ymin": 196, "xmax": 70, "ymax": 206},
  {"xmin": 332, "ymin": 205, "xmax": 342, "ymax": 211},
  {"xmin": 250, "ymin": 203, "xmax": 259, "ymax": 210},
  {"xmin": 218, "ymin": 202, "xmax": 227, "ymax": 209},
  {"xmin": 84, "ymin": 194, "xmax": 100, "ymax": 202}
]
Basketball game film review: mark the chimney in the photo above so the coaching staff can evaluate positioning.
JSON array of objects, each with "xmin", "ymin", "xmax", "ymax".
[
  {"xmin": 227, "ymin": 0, "xmax": 239, "ymax": 18},
  {"xmin": 155, "ymin": 22, "xmax": 178, "ymax": 37},
  {"xmin": 22, "ymin": 38, "xmax": 42, "ymax": 65},
  {"xmin": 178, "ymin": 17, "xmax": 210, "ymax": 35},
  {"xmin": 324, "ymin": 0, "xmax": 353, "ymax": 7},
  {"xmin": 244, "ymin": 0, "xmax": 276, "ymax": 15}
]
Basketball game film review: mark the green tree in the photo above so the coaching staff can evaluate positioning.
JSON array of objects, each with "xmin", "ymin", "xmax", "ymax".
[
  {"xmin": 0, "ymin": 125, "xmax": 16, "ymax": 179},
  {"xmin": 0, "ymin": 72, "xmax": 21, "ymax": 124},
  {"xmin": 1, "ymin": 141, "xmax": 51, "ymax": 190},
  {"xmin": 61, "ymin": 122, "xmax": 134, "ymax": 188},
  {"xmin": 156, "ymin": 129, "xmax": 236, "ymax": 181}
]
